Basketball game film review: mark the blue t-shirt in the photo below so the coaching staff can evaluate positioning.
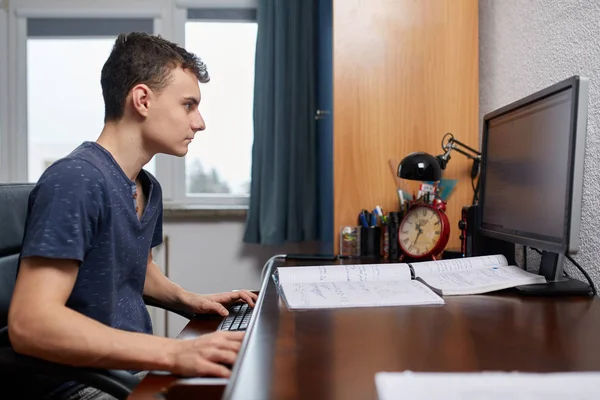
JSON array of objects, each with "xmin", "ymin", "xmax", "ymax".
[{"xmin": 20, "ymin": 141, "xmax": 163, "ymax": 335}]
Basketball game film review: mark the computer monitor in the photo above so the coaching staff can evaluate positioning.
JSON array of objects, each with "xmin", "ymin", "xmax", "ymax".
[{"xmin": 478, "ymin": 75, "xmax": 591, "ymax": 295}]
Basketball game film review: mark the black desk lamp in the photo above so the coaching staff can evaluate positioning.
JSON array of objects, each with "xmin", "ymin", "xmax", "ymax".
[
  {"xmin": 397, "ymin": 133, "xmax": 481, "ymax": 203},
  {"xmin": 397, "ymin": 152, "xmax": 442, "ymax": 182}
]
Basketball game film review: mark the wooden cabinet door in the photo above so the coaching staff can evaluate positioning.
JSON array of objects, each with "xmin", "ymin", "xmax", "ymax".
[{"xmin": 333, "ymin": 0, "xmax": 479, "ymax": 253}]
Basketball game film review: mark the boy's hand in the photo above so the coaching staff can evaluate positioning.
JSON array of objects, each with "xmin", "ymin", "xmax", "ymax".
[
  {"xmin": 182, "ymin": 290, "xmax": 258, "ymax": 316},
  {"xmin": 168, "ymin": 331, "xmax": 245, "ymax": 377}
]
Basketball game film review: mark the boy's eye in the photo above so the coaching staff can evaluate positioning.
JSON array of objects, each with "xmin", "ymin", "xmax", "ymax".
[{"xmin": 184, "ymin": 103, "xmax": 192, "ymax": 111}]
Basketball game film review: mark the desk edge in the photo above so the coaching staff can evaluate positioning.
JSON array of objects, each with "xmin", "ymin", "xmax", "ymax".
[{"xmin": 221, "ymin": 254, "xmax": 286, "ymax": 399}]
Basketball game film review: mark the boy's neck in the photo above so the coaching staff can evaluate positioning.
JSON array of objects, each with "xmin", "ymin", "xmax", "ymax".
[{"xmin": 96, "ymin": 122, "xmax": 153, "ymax": 182}]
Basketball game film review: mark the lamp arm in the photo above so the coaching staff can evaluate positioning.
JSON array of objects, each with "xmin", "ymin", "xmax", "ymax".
[
  {"xmin": 448, "ymin": 137, "xmax": 481, "ymax": 157},
  {"xmin": 438, "ymin": 133, "xmax": 482, "ymax": 180},
  {"xmin": 450, "ymin": 144, "xmax": 480, "ymax": 161},
  {"xmin": 437, "ymin": 132, "xmax": 482, "ymax": 204}
]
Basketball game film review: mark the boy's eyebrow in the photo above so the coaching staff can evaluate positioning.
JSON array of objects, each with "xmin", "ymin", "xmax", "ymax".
[{"xmin": 183, "ymin": 96, "xmax": 200, "ymax": 105}]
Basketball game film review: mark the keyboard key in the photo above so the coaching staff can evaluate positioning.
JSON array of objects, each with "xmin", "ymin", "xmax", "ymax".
[{"xmin": 217, "ymin": 303, "xmax": 253, "ymax": 331}]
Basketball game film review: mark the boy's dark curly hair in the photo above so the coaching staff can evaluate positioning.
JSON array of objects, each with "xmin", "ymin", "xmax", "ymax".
[{"xmin": 101, "ymin": 32, "xmax": 209, "ymax": 122}]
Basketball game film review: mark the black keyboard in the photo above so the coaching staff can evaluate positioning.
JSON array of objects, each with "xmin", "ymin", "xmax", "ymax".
[{"xmin": 217, "ymin": 303, "xmax": 253, "ymax": 331}]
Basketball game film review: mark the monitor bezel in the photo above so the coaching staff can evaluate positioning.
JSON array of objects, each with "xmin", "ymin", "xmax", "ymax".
[{"xmin": 478, "ymin": 75, "xmax": 589, "ymax": 254}]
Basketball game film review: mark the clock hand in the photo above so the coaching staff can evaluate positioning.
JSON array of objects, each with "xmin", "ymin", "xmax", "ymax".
[{"xmin": 410, "ymin": 229, "xmax": 423, "ymax": 251}]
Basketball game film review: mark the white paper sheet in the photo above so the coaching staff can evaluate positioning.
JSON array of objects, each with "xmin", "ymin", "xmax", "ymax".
[
  {"xmin": 280, "ymin": 280, "xmax": 444, "ymax": 309},
  {"xmin": 375, "ymin": 371, "xmax": 600, "ymax": 400}
]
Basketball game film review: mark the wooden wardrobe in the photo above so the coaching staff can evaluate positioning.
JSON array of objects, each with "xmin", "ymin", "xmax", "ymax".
[{"xmin": 332, "ymin": 0, "xmax": 479, "ymax": 253}]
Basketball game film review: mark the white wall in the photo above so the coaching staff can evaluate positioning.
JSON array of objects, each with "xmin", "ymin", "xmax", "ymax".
[
  {"xmin": 479, "ymin": 0, "xmax": 600, "ymax": 287},
  {"xmin": 150, "ymin": 218, "xmax": 318, "ymax": 337}
]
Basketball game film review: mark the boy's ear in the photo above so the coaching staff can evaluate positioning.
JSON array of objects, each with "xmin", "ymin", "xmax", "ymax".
[{"xmin": 130, "ymin": 84, "xmax": 151, "ymax": 117}]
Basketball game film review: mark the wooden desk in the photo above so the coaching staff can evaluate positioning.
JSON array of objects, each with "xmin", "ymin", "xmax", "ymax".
[{"xmin": 131, "ymin": 257, "xmax": 600, "ymax": 400}]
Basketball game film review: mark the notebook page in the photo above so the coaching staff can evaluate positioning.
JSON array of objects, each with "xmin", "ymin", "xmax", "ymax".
[
  {"xmin": 415, "ymin": 264, "xmax": 546, "ymax": 296},
  {"xmin": 375, "ymin": 371, "xmax": 600, "ymax": 400},
  {"xmin": 279, "ymin": 280, "xmax": 444, "ymax": 309},
  {"xmin": 276, "ymin": 263, "xmax": 412, "ymax": 285},
  {"xmin": 411, "ymin": 254, "xmax": 508, "ymax": 276}
]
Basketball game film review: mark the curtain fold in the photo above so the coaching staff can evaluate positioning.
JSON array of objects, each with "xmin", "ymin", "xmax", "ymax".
[{"xmin": 243, "ymin": 0, "xmax": 318, "ymax": 245}]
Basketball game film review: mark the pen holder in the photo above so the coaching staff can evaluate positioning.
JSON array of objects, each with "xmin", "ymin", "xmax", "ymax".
[
  {"xmin": 340, "ymin": 225, "xmax": 361, "ymax": 257},
  {"xmin": 360, "ymin": 226, "xmax": 381, "ymax": 258}
]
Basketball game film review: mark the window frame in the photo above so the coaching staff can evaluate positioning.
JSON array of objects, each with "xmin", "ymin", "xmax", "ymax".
[
  {"xmin": 167, "ymin": 1, "xmax": 257, "ymax": 210},
  {"xmin": 1, "ymin": 0, "xmax": 257, "ymax": 210},
  {"xmin": 0, "ymin": 1, "xmax": 8, "ymax": 182}
]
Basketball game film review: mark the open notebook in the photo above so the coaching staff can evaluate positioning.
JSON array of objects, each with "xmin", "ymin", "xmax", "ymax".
[{"xmin": 274, "ymin": 255, "xmax": 546, "ymax": 310}]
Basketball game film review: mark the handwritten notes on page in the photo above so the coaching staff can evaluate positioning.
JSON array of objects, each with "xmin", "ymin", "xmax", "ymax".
[
  {"xmin": 411, "ymin": 254, "xmax": 509, "ymax": 275},
  {"xmin": 375, "ymin": 371, "xmax": 600, "ymax": 400},
  {"xmin": 415, "ymin": 264, "xmax": 546, "ymax": 296},
  {"xmin": 279, "ymin": 280, "xmax": 444, "ymax": 310},
  {"xmin": 407, "ymin": 255, "xmax": 546, "ymax": 296},
  {"xmin": 277, "ymin": 263, "xmax": 413, "ymax": 285}
]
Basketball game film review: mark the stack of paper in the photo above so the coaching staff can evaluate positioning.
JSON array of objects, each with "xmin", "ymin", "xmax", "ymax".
[{"xmin": 375, "ymin": 371, "xmax": 600, "ymax": 399}]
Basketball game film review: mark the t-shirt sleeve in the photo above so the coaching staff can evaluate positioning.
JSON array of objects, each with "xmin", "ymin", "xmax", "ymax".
[
  {"xmin": 147, "ymin": 172, "xmax": 163, "ymax": 248},
  {"xmin": 20, "ymin": 159, "xmax": 106, "ymax": 263},
  {"xmin": 151, "ymin": 204, "xmax": 163, "ymax": 248}
]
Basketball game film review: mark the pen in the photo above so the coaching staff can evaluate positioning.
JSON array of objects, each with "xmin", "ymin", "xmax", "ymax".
[
  {"xmin": 359, "ymin": 212, "xmax": 369, "ymax": 228},
  {"xmin": 373, "ymin": 206, "xmax": 385, "ymax": 225}
]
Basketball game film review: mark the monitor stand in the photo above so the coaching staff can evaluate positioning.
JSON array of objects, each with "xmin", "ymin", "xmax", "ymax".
[{"xmin": 513, "ymin": 251, "xmax": 593, "ymax": 296}]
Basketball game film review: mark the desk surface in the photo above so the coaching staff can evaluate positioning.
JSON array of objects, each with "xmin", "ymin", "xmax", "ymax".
[{"xmin": 131, "ymin": 258, "xmax": 600, "ymax": 400}]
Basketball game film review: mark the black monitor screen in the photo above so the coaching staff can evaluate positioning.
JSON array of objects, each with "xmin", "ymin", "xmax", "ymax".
[{"xmin": 481, "ymin": 88, "xmax": 573, "ymax": 246}]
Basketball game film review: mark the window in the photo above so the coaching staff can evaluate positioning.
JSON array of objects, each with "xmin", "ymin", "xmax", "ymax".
[
  {"xmin": 0, "ymin": 5, "xmax": 7, "ymax": 182},
  {"xmin": 26, "ymin": 18, "xmax": 155, "ymax": 183},
  {"xmin": 184, "ymin": 10, "xmax": 257, "ymax": 197},
  {"xmin": 3, "ymin": 3, "xmax": 258, "ymax": 208}
]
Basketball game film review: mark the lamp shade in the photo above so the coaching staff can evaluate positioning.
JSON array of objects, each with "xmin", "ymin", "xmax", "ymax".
[{"xmin": 397, "ymin": 152, "xmax": 442, "ymax": 182}]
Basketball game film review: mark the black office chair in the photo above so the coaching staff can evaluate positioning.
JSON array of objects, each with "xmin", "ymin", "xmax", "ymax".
[{"xmin": 0, "ymin": 183, "xmax": 193, "ymax": 399}]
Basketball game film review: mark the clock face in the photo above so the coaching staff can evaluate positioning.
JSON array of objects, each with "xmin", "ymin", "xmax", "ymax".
[{"xmin": 399, "ymin": 206, "xmax": 443, "ymax": 257}]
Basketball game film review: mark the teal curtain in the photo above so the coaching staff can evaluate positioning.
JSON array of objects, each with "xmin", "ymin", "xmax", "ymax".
[{"xmin": 243, "ymin": 0, "xmax": 318, "ymax": 245}]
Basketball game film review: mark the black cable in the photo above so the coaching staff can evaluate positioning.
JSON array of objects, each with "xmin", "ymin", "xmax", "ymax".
[
  {"xmin": 523, "ymin": 246, "xmax": 527, "ymax": 272},
  {"xmin": 565, "ymin": 254, "xmax": 597, "ymax": 296},
  {"xmin": 471, "ymin": 175, "xmax": 480, "ymax": 205}
]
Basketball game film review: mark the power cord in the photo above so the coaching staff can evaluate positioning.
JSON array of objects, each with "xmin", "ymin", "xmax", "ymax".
[
  {"xmin": 260, "ymin": 254, "xmax": 287, "ymax": 282},
  {"xmin": 565, "ymin": 253, "xmax": 597, "ymax": 296},
  {"xmin": 471, "ymin": 174, "xmax": 480, "ymax": 205}
]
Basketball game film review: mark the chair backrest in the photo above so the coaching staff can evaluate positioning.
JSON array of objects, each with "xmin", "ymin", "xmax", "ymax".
[{"xmin": 0, "ymin": 184, "xmax": 34, "ymax": 330}]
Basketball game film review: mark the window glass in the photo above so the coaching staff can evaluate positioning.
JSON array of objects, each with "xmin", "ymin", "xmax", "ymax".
[{"xmin": 184, "ymin": 21, "xmax": 257, "ymax": 195}]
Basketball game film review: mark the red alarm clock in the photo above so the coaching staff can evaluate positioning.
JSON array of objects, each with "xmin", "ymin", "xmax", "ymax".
[{"xmin": 398, "ymin": 200, "xmax": 450, "ymax": 261}]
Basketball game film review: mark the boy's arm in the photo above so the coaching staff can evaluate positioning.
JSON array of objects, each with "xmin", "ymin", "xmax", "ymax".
[
  {"xmin": 9, "ymin": 256, "xmax": 244, "ymax": 377},
  {"xmin": 9, "ymin": 256, "xmax": 176, "ymax": 371},
  {"xmin": 143, "ymin": 251, "xmax": 257, "ymax": 317},
  {"xmin": 143, "ymin": 250, "xmax": 188, "ymax": 311}
]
